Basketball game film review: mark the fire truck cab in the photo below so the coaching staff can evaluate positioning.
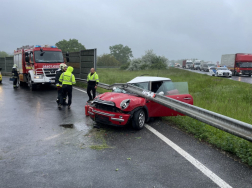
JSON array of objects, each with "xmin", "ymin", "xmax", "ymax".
[{"xmin": 14, "ymin": 45, "xmax": 66, "ymax": 90}]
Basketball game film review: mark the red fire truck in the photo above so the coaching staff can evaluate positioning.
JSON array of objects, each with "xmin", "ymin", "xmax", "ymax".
[
  {"xmin": 14, "ymin": 45, "xmax": 67, "ymax": 90},
  {"xmin": 221, "ymin": 54, "xmax": 252, "ymax": 76}
]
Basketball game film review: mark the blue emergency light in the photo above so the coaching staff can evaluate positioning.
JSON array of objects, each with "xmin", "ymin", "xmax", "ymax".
[
  {"xmin": 51, "ymin": 46, "xmax": 57, "ymax": 48},
  {"xmin": 35, "ymin": 45, "xmax": 41, "ymax": 48}
]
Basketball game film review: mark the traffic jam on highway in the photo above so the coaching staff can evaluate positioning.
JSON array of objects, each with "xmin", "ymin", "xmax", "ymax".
[
  {"xmin": 175, "ymin": 53, "xmax": 252, "ymax": 78},
  {"xmin": 1, "ymin": 46, "xmax": 252, "ymax": 188}
]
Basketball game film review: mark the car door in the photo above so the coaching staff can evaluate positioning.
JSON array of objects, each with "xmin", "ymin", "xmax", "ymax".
[{"xmin": 146, "ymin": 81, "xmax": 193, "ymax": 117}]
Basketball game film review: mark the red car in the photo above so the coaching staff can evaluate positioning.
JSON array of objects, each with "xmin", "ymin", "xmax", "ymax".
[{"xmin": 87, "ymin": 76, "xmax": 193, "ymax": 130}]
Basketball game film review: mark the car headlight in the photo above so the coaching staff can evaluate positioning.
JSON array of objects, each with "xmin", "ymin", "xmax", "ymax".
[{"xmin": 120, "ymin": 99, "xmax": 130, "ymax": 110}]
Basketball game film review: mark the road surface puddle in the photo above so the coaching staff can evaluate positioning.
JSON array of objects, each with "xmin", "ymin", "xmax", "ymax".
[{"xmin": 60, "ymin": 124, "xmax": 74, "ymax": 128}]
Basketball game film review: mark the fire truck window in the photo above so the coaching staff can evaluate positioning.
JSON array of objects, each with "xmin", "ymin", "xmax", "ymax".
[
  {"xmin": 30, "ymin": 53, "xmax": 33, "ymax": 63},
  {"xmin": 236, "ymin": 63, "xmax": 239, "ymax": 67}
]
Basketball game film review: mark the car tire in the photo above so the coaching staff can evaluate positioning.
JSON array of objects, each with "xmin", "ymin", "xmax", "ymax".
[{"xmin": 132, "ymin": 109, "xmax": 146, "ymax": 130}]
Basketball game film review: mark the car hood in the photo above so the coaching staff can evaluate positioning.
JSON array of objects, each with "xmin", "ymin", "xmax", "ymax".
[
  {"xmin": 218, "ymin": 70, "xmax": 231, "ymax": 73},
  {"xmin": 95, "ymin": 92, "xmax": 145, "ymax": 111}
]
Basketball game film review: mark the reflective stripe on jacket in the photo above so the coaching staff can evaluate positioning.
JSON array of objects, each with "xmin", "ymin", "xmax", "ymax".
[
  {"xmin": 87, "ymin": 72, "xmax": 99, "ymax": 83},
  {"xmin": 59, "ymin": 66, "xmax": 76, "ymax": 85}
]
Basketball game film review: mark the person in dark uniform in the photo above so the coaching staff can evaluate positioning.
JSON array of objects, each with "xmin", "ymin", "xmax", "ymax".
[
  {"xmin": 55, "ymin": 63, "xmax": 67, "ymax": 106},
  {"xmin": 12, "ymin": 64, "xmax": 18, "ymax": 89},
  {"xmin": 87, "ymin": 68, "xmax": 99, "ymax": 102}
]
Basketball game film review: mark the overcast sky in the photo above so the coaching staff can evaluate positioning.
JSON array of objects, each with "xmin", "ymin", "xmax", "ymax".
[{"xmin": 1, "ymin": 0, "xmax": 252, "ymax": 62}]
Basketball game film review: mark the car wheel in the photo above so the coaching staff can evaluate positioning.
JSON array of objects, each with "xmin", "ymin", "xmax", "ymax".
[{"xmin": 132, "ymin": 109, "xmax": 146, "ymax": 130}]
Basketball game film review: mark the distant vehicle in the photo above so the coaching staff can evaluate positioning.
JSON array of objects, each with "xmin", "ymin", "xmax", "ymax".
[
  {"xmin": 215, "ymin": 67, "xmax": 232, "ymax": 77},
  {"xmin": 193, "ymin": 60, "xmax": 202, "ymax": 70},
  {"xmin": 221, "ymin": 54, "xmax": 252, "ymax": 76},
  {"xmin": 185, "ymin": 60, "xmax": 193, "ymax": 69},
  {"xmin": 175, "ymin": 63, "xmax": 180, "ymax": 67},
  {"xmin": 86, "ymin": 76, "xmax": 193, "ymax": 130},
  {"xmin": 13, "ymin": 45, "xmax": 67, "ymax": 91},
  {"xmin": 201, "ymin": 63, "xmax": 216, "ymax": 72},
  {"xmin": 182, "ymin": 60, "xmax": 186, "ymax": 68},
  {"xmin": 0, "ymin": 68, "xmax": 2, "ymax": 84},
  {"xmin": 209, "ymin": 67, "xmax": 217, "ymax": 76}
]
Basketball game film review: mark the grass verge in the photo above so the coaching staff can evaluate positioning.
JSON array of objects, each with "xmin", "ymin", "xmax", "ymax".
[{"xmin": 79, "ymin": 68, "xmax": 252, "ymax": 165}]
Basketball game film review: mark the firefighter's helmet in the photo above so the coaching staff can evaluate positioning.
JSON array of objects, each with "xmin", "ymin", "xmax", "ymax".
[
  {"xmin": 13, "ymin": 64, "xmax": 17, "ymax": 68},
  {"xmin": 59, "ymin": 63, "xmax": 67, "ymax": 71}
]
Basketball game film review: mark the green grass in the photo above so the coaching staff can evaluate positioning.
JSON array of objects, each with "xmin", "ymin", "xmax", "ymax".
[{"xmin": 78, "ymin": 68, "xmax": 252, "ymax": 165}]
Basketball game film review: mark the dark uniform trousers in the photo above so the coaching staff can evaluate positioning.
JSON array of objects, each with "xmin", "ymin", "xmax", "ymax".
[
  {"xmin": 87, "ymin": 84, "xmax": 96, "ymax": 100},
  {"xmin": 61, "ymin": 85, "xmax": 72, "ymax": 106}
]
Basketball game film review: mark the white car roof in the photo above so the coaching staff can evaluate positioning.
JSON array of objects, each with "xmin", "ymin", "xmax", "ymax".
[{"xmin": 127, "ymin": 76, "xmax": 171, "ymax": 83}]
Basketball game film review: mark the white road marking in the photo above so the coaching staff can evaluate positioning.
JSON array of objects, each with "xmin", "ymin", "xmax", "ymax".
[
  {"xmin": 44, "ymin": 131, "xmax": 66, "ymax": 141},
  {"xmin": 145, "ymin": 124, "xmax": 232, "ymax": 188},
  {"xmin": 73, "ymin": 87, "xmax": 87, "ymax": 93}
]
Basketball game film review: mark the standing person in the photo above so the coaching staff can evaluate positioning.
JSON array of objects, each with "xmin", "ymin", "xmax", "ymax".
[
  {"xmin": 55, "ymin": 63, "xmax": 67, "ymax": 106},
  {"xmin": 87, "ymin": 68, "xmax": 99, "ymax": 102},
  {"xmin": 12, "ymin": 64, "xmax": 18, "ymax": 89},
  {"xmin": 59, "ymin": 66, "xmax": 76, "ymax": 109}
]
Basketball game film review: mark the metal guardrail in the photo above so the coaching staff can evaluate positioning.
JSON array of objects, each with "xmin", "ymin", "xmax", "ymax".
[{"xmin": 76, "ymin": 78, "xmax": 252, "ymax": 142}]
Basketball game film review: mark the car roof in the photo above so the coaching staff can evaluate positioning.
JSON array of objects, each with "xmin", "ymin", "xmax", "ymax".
[{"xmin": 127, "ymin": 76, "xmax": 171, "ymax": 83}]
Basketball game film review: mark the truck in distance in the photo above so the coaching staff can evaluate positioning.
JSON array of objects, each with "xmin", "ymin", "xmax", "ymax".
[
  {"xmin": 193, "ymin": 60, "xmax": 202, "ymax": 70},
  {"xmin": 14, "ymin": 45, "xmax": 67, "ymax": 90},
  {"xmin": 185, "ymin": 60, "xmax": 193, "ymax": 69},
  {"xmin": 221, "ymin": 54, "xmax": 252, "ymax": 76}
]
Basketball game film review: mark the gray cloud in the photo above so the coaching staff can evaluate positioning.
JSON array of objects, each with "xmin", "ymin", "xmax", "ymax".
[{"xmin": 1, "ymin": 0, "xmax": 252, "ymax": 62}]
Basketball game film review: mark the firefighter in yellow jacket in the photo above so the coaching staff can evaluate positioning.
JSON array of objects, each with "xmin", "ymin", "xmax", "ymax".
[
  {"xmin": 59, "ymin": 66, "xmax": 76, "ymax": 109},
  {"xmin": 87, "ymin": 68, "xmax": 99, "ymax": 102}
]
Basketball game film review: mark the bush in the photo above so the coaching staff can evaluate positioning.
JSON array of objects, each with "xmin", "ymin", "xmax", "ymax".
[
  {"xmin": 120, "ymin": 62, "xmax": 130, "ymax": 70},
  {"xmin": 97, "ymin": 54, "xmax": 121, "ymax": 67},
  {"xmin": 127, "ymin": 50, "xmax": 168, "ymax": 71}
]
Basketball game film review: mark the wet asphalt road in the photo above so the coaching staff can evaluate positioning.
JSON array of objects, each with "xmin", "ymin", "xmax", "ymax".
[
  {"xmin": 177, "ymin": 67, "xmax": 252, "ymax": 84},
  {"xmin": 1, "ymin": 76, "xmax": 252, "ymax": 188}
]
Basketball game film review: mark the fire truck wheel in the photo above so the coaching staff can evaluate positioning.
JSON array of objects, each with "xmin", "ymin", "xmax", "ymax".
[
  {"xmin": 28, "ymin": 75, "xmax": 36, "ymax": 91},
  {"xmin": 132, "ymin": 109, "xmax": 146, "ymax": 130},
  {"xmin": 18, "ymin": 79, "xmax": 25, "ymax": 87}
]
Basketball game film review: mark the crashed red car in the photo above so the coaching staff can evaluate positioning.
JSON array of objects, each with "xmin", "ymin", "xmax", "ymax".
[{"xmin": 87, "ymin": 76, "xmax": 193, "ymax": 130}]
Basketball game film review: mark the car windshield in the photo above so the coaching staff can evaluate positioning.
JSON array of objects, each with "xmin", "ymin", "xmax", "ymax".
[
  {"xmin": 208, "ymin": 64, "xmax": 215, "ymax": 67},
  {"xmin": 153, "ymin": 81, "xmax": 189, "ymax": 95},
  {"xmin": 238, "ymin": 62, "xmax": 252, "ymax": 68},
  {"xmin": 112, "ymin": 87, "xmax": 131, "ymax": 94},
  {"xmin": 195, "ymin": 63, "xmax": 200, "ymax": 65},
  {"xmin": 34, "ymin": 51, "xmax": 64, "ymax": 63},
  {"xmin": 217, "ymin": 67, "xmax": 228, "ymax": 70},
  {"xmin": 186, "ymin": 62, "xmax": 193, "ymax": 64}
]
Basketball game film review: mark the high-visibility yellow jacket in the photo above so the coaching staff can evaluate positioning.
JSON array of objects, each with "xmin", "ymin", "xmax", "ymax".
[
  {"xmin": 59, "ymin": 66, "xmax": 76, "ymax": 85},
  {"xmin": 87, "ymin": 72, "xmax": 99, "ymax": 84}
]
